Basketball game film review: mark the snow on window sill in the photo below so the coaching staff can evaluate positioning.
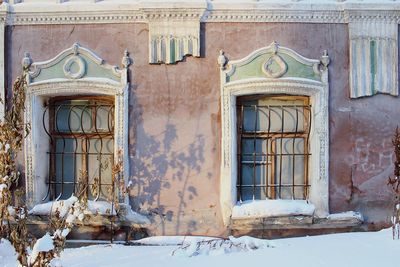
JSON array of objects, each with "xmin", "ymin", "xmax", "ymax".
[
  {"xmin": 28, "ymin": 197, "xmax": 150, "ymax": 226},
  {"xmin": 326, "ymin": 211, "xmax": 364, "ymax": 222},
  {"xmin": 28, "ymin": 197, "xmax": 117, "ymax": 217},
  {"xmin": 231, "ymin": 199, "xmax": 315, "ymax": 220}
]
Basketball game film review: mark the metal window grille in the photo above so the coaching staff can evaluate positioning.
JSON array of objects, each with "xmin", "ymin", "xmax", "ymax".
[
  {"xmin": 42, "ymin": 96, "xmax": 115, "ymax": 201},
  {"xmin": 236, "ymin": 95, "xmax": 311, "ymax": 201}
]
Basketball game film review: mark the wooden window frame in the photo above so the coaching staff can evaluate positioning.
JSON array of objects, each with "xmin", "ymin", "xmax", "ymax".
[
  {"xmin": 236, "ymin": 94, "xmax": 311, "ymax": 201},
  {"xmin": 45, "ymin": 95, "xmax": 115, "ymax": 201}
]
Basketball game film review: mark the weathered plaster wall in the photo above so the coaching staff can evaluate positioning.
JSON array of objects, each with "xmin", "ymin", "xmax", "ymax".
[{"xmin": 5, "ymin": 22, "xmax": 395, "ymax": 236}]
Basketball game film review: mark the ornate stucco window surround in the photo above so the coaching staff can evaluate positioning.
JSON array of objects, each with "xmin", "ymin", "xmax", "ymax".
[
  {"xmin": 218, "ymin": 42, "xmax": 330, "ymax": 226},
  {"xmin": 23, "ymin": 43, "xmax": 131, "ymax": 208}
]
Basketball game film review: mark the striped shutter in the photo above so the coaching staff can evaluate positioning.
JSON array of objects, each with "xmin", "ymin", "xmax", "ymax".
[{"xmin": 349, "ymin": 19, "xmax": 398, "ymax": 98}]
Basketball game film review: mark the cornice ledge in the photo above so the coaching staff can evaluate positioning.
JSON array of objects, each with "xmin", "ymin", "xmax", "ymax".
[
  {"xmin": 4, "ymin": 3, "xmax": 400, "ymax": 25},
  {"xmin": 141, "ymin": 7, "xmax": 207, "ymax": 22},
  {"xmin": 344, "ymin": 10, "xmax": 400, "ymax": 22},
  {"xmin": 7, "ymin": 10, "xmax": 146, "ymax": 25},
  {"xmin": 0, "ymin": 3, "xmax": 8, "ymax": 23},
  {"xmin": 203, "ymin": 9, "xmax": 345, "ymax": 23},
  {"xmin": 138, "ymin": 0, "xmax": 207, "ymax": 10}
]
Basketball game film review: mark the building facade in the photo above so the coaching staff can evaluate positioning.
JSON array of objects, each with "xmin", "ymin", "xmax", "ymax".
[{"xmin": 1, "ymin": 0, "xmax": 399, "ymax": 238}]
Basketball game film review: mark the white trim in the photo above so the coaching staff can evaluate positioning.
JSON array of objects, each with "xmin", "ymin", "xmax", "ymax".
[
  {"xmin": 1, "ymin": 2, "xmax": 400, "ymax": 25},
  {"xmin": 23, "ymin": 44, "xmax": 131, "ymax": 208},
  {"xmin": 219, "ymin": 44, "xmax": 329, "ymax": 226}
]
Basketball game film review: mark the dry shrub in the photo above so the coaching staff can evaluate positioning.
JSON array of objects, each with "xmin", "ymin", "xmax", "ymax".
[
  {"xmin": 0, "ymin": 74, "xmax": 78, "ymax": 266},
  {"xmin": 388, "ymin": 127, "xmax": 400, "ymax": 239}
]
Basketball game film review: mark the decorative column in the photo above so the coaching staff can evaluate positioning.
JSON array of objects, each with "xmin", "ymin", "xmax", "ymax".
[{"xmin": 349, "ymin": 14, "xmax": 398, "ymax": 98}]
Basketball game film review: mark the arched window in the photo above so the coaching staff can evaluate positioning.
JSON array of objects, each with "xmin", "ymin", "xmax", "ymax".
[
  {"xmin": 23, "ymin": 43, "xmax": 131, "ymax": 207},
  {"xmin": 218, "ymin": 42, "xmax": 330, "ymax": 226}
]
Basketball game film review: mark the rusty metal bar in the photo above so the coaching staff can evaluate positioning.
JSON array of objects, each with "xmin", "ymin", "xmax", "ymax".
[
  {"xmin": 237, "ymin": 96, "xmax": 311, "ymax": 201},
  {"xmin": 266, "ymin": 106, "xmax": 271, "ymax": 199},
  {"xmin": 42, "ymin": 106, "xmax": 52, "ymax": 201},
  {"xmin": 292, "ymin": 107, "xmax": 299, "ymax": 199},
  {"xmin": 252, "ymin": 104, "xmax": 258, "ymax": 200},
  {"xmin": 278, "ymin": 106, "xmax": 284, "ymax": 199},
  {"xmin": 68, "ymin": 105, "xmax": 78, "ymax": 197},
  {"xmin": 44, "ymin": 99, "xmax": 115, "ymax": 201},
  {"xmin": 237, "ymin": 105, "xmax": 244, "ymax": 202},
  {"xmin": 54, "ymin": 105, "xmax": 65, "ymax": 200},
  {"xmin": 304, "ymin": 106, "xmax": 312, "ymax": 199}
]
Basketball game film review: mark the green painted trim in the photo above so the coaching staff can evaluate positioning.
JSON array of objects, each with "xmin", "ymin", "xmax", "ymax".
[
  {"xmin": 370, "ymin": 40, "xmax": 377, "ymax": 92},
  {"xmin": 32, "ymin": 54, "xmax": 120, "ymax": 83},
  {"xmin": 227, "ymin": 53, "xmax": 320, "ymax": 83}
]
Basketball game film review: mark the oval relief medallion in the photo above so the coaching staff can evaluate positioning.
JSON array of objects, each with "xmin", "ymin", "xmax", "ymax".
[
  {"xmin": 262, "ymin": 54, "xmax": 288, "ymax": 78},
  {"xmin": 63, "ymin": 55, "xmax": 86, "ymax": 79}
]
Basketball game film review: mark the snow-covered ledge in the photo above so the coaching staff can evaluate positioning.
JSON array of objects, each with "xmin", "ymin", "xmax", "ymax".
[
  {"xmin": 218, "ymin": 42, "xmax": 330, "ymax": 226},
  {"xmin": 28, "ymin": 196, "xmax": 150, "ymax": 227},
  {"xmin": 23, "ymin": 43, "xmax": 131, "ymax": 208},
  {"xmin": 232, "ymin": 200, "xmax": 315, "ymax": 219}
]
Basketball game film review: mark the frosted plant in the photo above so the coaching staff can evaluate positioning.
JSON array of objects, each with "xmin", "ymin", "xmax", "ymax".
[
  {"xmin": 0, "ymin": 73, "xmax": 86, "ymax": 266},
  {"xmin": 388, "ymin": 127, "xmax": 400, "ymax": 239},
  {"xmin": 171, "ymin": 236, "xmax": 275, "ymax": 257}
]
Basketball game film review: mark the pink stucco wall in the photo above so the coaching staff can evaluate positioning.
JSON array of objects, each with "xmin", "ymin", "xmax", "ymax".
[{"xmin": 6, "ymin": 22, "xmax": 396, "ymax": 236}]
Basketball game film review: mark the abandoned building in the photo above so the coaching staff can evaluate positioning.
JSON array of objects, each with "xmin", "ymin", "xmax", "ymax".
[{"xmin": 0, "ymin": 0, "xmax": 398, "ymax": 239}]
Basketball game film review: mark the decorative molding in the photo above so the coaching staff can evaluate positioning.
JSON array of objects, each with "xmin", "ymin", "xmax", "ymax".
[
  {"xmin": 204, "ymin": 10, "xmax": 346, "ymax": 23},
  {"xmin": 262, "ymin": 54, "xmax": 288, "ymax": 78},
  {"xmin": 25, "ymin": 42, "xmax": 125, "ymax": 84},
  {"xmin": 4, "ymin": 3, "xmax": 400, "ymax": 71},
  {"xmin": 219, "ymin": 43, "xmax": 330, "ymax": 226},
  {"xmin": 225, "ymin": 41, "xmax": 322, "ymax": 83},
  {"xmin": 349, "ymin": 17, "xmax": 398, "ymax": 98},
  {"xmin": 23, "ymin": 44, "xmax": 132, "ymax": 208},
  {"xmin": 144, "ymin": 8, "xmax": 205, "ymax": 64},
  {"xmin": 7, "ymin": 13, "xmax": 145, "ymax": 25},
  {"xmin": 4, "ymin": 2, "xmax": 400, "ymax": 25},
  {"xmin": 6, "ymin": 9, "xmax": 400, "ymax": 25},
  {"xmin": 63, "ymin": 55, "xmax": 86, "ymax": 79}
]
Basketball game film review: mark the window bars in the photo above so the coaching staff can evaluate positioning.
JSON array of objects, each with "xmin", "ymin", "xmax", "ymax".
[
  {"xmin": 236, "ymin": 95, "xmax": 311, "ymax": 201},
  {"xmin": 42, "ymin": 97, "xmax": 115, "ymax": 201}
]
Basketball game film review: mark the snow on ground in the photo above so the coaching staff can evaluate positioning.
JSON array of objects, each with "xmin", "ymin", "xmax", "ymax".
[
  {"xmin": 2, "ymin": 229, "xmax": 400, "ymax": 267},
  {"xmin": 28, "ymin": 233, "xmax": 55, "ymax": 265},
  {"xmin": 0, "ymin": 239, "xmax": 18, "ymax": 267},
  {"xmin": 132, "ymin": 235, "xmax": 218, "ymax": 246}
]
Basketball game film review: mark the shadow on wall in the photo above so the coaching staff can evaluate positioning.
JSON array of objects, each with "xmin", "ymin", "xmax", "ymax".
[{"xmin": 128, "ymin": 85, "xmax": 208, "ymax": 235}]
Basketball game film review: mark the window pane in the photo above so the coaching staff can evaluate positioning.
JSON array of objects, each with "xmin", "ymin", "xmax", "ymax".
[
  {"xmin": 49, "ymin": 98, "xmax": 114, "ymax": 201},
  {"xmin": 241, "ymin": 138, "xmax": 268, "ymax": 162},
  {"xmin": 240, "ymin": 138, "xmax": 271, "ymax": 200},
  {"xmin": 88, "ymin": 138, "xmax": 113, "ymax": 200},
  {"xmin": 54, "ymin": 101, "xmax": 98, "ymax": 133},
  {"xmin": 237, "ymin": 95, "xmax": 310, "ymax": 201},
  {"xmin": 243, "ymin": 105, "xmax": 257, "ymax": 132},
  {"xmin": 96, "ymin": 106, "xmax": 113, "ymax": 132},
  {"xmin": 55, "ymin": 138, "xmax": 77, "ymax": 199},
  {"xmin": 241, "ymin": 98, "xmax": 307, "ymax": 132},
  {"xmin": 275, "ymin": 138, "xmax": 305, "ymax": 199}
]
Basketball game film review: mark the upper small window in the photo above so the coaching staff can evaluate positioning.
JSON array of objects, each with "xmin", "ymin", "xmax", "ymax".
[
  {"xmin": 43, "ymin": 96, "xmax": 115, "ymax": 201},
  {"xmin": 236, "ymin": 95, "xmax": 311, "ymax": 201}
]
